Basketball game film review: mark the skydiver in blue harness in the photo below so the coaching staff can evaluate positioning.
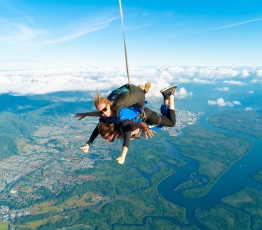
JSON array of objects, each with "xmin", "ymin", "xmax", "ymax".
[
  {"xmin": 75, "ymin": 83, "xmax": 177, "ymax": 164},
  {"xmin": 96, "ymin": 86, "xmax": 176, "ymax": 163},
  {"xmin": 75, "ymin": 82, "xmax": 151, "ymax": 152}
]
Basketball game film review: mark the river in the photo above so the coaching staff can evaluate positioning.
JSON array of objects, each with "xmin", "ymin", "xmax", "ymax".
[{"xmin": 158, "ymin": 112, "xmax": 262, "ymax": 229}]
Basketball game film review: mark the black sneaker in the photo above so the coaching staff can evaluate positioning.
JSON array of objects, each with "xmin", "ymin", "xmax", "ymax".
[{"xmin": 160, "ymin": 84, "xmax": 177, "ymax": 98}]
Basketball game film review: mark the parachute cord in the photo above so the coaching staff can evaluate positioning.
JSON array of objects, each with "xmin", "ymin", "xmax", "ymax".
[{"xmin": 118, "ymin": 0, "xmax": 131, "ymax": 84}]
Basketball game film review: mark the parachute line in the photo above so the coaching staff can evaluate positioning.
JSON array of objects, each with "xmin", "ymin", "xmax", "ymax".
[{"xmin": 118, "ymin": 0, "xmax": 131, "ymax": 84}]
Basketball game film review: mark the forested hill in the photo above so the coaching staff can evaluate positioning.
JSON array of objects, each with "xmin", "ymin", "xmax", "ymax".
[
  {"xmin": 0, "ymin": 92, "xmax": 91, "ymax": 161},
  {"xmin": 0, "ymin": 134, "xmax": 18, "ymax": 160},
  {"xmin": 0, "ymin": 112, "xmax": 33, "ymax": 160},
  {"xmin": 0, "ymin": 94, "xmax": 50, "ymax": 114}
]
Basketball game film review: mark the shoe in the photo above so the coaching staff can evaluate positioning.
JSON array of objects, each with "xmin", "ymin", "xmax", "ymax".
[
  {"xmin": 144, "ymin": 82, "xmax": 151, "ymax": 93},
  {"xmin": 160, "ymin": 84, "xmax": 177, "ymax": 98}
]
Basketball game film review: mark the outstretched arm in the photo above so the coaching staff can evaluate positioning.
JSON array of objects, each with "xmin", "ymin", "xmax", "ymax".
[
  {"xmin": 116, "ymin": 146, "xmax": 128, "ymax": 164},
  {"xmin": 75, "ymin": 111, "xmax": 100, "ymax": 120},
  {"xmin": 116, "ymin": 120, "xmax": 131, "ymax": 164}
]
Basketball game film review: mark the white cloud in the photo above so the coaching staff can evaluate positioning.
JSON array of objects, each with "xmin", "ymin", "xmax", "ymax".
[
  {"xmin": 241, "ymin": 69, "xmax": 250, "ymax": 78},
  {"xmin": 232, "ymin": 101, "xmax": 241, "ymax": 105},
  {"xmin": 0, "ymin": 66, "xmax": 259, "ymax": 96},
  {"xmin": 192, "ymin": 78, "xmax": 214, "ymax": 84},
  {"xmin": 0, "ymin": 18, "xmax": 39, "ymax": 43},
  {"xmin": 151, "ymin": 18, "xmax": 262, "ymax": 41},
  {"xmin": 247, "ymin": 91, "xmax": 254, "ymax": 94},
  {"xmin": 208, "ymin": 98, "xmax": 241, "ymax": 107},
  {"xmin": 176, "ymin": 87, "xmax": 193, "ymax": 99},
  {"xmin": 213, "ymin": 18, "xmax": 262, "ymax": 30},
  {"xmin": 245, "ymin": 107, "xmax": 252, "ymax": 111},
  {"xmin": 198, "ymin": 67, "xmax": 238, "ymax": 79},
  {"xmin": 250, "ymin": 68, "xmax": 262, "ymax": 83},
  {"xmin": 1, "ymin": 14, "xmax": 118, "ymax": 48},
  {"xmin": 256, "ymin": 69, "xmax": 262, "ymax": 77},
  {"xmin": 37, "ymin": 17, "xmax": 117, "ymax": 45},
  {"xmin": 250, "ymin": 79, "xmax": 258, "ymax": 83},
  {"xmin": 0, "ymin": 68, "xmax": 126, "ymax": 95},
  {"xmin": 208, "ymin": 98, "xmax": 227, "ymax": 106},
  {"xmin": 250, "ymin": 78, "xmax": 262, "ymax": 83},
  {"xmin": 223, "ymin": 80, "xmax": 246, "ymax": 86},
  {"xmin": 214, "ymin": 87, "xmax": 230, "ymax": 91},
  {"xmin": 142, "ymin": 66, "xmax": 242, "ymax": 82}
]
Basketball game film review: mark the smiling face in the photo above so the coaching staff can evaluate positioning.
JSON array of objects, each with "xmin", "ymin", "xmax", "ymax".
[
  {"xmin": 96, "ymin": 103, "xmax": 111, "ymax": 117},
  {"xmin": 93, "ymin": 92, "xmax": 113, "ymax": 117},
  {"xmin": 102, "ymin": 132, "xmax": 116, "ymax": 142}
]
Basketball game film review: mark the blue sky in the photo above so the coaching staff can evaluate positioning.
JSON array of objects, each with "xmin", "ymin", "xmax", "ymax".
[{"xmin": 1, "ymin": 0, "xmax": 262, "ymax": 70}]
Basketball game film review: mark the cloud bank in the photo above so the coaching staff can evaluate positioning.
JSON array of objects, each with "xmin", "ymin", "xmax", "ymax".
[{"xmin": 0, "ymin": 66, "xmax": 261, "ymax": 97}]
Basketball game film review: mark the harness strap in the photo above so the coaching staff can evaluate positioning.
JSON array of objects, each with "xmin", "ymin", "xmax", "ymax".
[
  {"xmin": 131, "ymin": 107, "xmax": 151, "ymax": 123},
  {"xmin": 137, "ymin": 108, "xmax": 162, "ymax": 126}
]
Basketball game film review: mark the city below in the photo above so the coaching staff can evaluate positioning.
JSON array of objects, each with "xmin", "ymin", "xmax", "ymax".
[{"xmin": 0, "ymin": 109, "xmax": 200, "ymax": 223}]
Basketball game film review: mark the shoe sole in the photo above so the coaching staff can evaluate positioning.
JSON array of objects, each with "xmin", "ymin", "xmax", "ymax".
[{"xmin": 160, "ymin": 84, "xmax": 177, "ymax": 93}]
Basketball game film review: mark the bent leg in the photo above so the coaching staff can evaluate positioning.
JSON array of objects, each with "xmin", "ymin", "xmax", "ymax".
[
  {"xmin": 158, "ymin": 110, "xmax": 176, "ymax": 127},
  {"xmin": 160, "ymin": 104, "xmax": 168, "ymax": 116}
]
